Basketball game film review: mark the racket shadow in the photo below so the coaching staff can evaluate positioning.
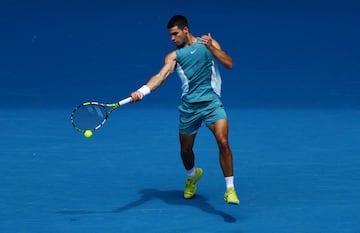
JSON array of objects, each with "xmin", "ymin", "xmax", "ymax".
[{"xmin": 56, "ymin": 188, "xmax": 237, "ymax": 223}]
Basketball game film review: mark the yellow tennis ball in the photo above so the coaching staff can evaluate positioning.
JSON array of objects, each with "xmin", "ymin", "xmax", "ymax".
[{"xmin": 84, "ymin": 130, "xmax": 93, "ymax": 138}]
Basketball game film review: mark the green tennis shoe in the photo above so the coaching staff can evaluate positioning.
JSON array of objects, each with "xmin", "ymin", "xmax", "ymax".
[
  {"xmin": 184, "ymin": 168, "xmax": 203, "ymax": 199},
  {"xmin": 224, "ymin": 187, "xmax": 240, "ymax": 205}
]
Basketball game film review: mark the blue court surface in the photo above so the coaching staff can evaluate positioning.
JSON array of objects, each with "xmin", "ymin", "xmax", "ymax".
[
  {"xmin": 1, "ymin": 1, "xmax": 360, "ymax": 232},
  {"xmin": 1, "ymin": 108, "xmax": 359, "ymax": 233}
]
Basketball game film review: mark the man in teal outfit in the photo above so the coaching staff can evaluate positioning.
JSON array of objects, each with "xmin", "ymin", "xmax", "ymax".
[{"xmin": 130, "ymin": 15, "xmax": 239, "ymax": 204}]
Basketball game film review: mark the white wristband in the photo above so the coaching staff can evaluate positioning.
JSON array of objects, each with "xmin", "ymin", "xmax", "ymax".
[{"xmin": 137, "ymin": 85, "xmax": 151, "ymax": 96}]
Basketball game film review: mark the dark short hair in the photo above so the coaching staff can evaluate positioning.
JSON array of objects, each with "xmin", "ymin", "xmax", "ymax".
[{"xmin": 167, "ymin": 15, "xmax": 188, "ymax": 29}]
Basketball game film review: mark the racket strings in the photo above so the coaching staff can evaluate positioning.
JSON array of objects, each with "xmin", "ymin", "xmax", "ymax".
[{"xmin": 72, "ymin": 104, "xmax": 109, "ymax": 131}]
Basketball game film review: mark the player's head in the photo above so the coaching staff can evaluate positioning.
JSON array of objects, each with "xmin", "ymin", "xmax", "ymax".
[
  {"xmin": 167, "ymin": 15, "xmax": 188, "ymax": 30},
  {"xmin": 167, "ymin": 15, "xmax": 190, "ymax": 48}
]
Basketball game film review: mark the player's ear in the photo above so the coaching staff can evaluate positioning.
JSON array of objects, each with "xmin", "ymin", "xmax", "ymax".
[{"xmin": 183, "ymin": 26, "xmax": 189, "ymax": 33}]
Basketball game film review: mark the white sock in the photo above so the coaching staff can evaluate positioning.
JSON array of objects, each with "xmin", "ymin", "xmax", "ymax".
[
  {"xmin": 186, "ymin": 167, "xmax": 196, "ymax": 178},
  {"xmin": 225, "ymin": 176, "xmax": 234, "ymax": 189}
]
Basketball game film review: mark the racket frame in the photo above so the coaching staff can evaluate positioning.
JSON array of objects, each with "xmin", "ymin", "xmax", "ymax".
[{"xmin": 70, "ymin": 97, "xmax": 131, "ymax": 133}]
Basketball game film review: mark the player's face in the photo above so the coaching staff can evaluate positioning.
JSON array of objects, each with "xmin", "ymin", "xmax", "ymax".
[{"xmin": 168, "ymin": 26, "xmax": 189, "ymax": 48}]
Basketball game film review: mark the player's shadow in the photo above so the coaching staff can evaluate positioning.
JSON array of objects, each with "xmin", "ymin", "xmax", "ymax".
[
  {"xmin": 57, "ymin": 188, "xmax": 237, "ymax": 223},
  {"xmin": 114, "ymin": 189, "xmax": 237, "ymax": 223}
]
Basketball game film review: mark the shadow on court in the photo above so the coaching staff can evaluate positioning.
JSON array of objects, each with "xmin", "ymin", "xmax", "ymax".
[{"xmin": 56, "ymin": 189, "xmax": 237, "ymax": 223}]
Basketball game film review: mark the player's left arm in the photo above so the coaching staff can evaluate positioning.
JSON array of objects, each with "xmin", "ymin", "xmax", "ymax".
[{"xmin": 199, "ymin": 33, "xmax": 233, "ymax": 69}]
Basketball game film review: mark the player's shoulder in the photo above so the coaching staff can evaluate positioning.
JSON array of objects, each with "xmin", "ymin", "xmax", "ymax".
[
  {"xmin": 168, "ymin": 50, "xmax": 177, "ymax": 56},
  {"xmin": 163, "ymin": 50, "xmax": 177, "ymax": 64},
  {"xmin": 165, "ymin": 50, "xmax": 177, "ymax": 60}
]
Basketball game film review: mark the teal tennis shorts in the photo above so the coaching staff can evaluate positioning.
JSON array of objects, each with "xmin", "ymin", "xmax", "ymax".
[{"xmin": 178, "ymin": 97, "xmax": 227, "ymax": 135}]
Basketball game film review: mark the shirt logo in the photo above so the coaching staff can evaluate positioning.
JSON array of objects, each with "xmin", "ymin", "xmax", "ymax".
[{"xmin": 190, "ymin": 49, "xmax": 197, "ymax": 54}]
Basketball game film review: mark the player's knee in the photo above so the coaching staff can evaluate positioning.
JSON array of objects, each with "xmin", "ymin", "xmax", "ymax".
[{"xmin": 217, "ymin": 138, "xmax": 230, "ymax": 152}]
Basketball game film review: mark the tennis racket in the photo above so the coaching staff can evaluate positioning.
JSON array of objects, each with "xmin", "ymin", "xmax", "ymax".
[{"xmin": 70, "ymin": 97, "xmax": 132, "ymax": 133}]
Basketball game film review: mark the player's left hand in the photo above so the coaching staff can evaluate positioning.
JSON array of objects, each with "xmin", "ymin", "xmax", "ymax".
[{"xmin": 199, "ymin": 33, "xmax": 213, "ymax": 49}]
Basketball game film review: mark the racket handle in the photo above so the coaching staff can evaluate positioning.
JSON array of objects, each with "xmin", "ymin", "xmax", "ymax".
[{"xmin": 118, "ymin": 97, "xmax": 132, "ymax": 106}]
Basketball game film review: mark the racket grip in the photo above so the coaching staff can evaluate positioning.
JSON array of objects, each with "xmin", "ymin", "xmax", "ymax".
[{"xmin": 118, "ymin": 97, "xmax": 132, "ymax": 106}]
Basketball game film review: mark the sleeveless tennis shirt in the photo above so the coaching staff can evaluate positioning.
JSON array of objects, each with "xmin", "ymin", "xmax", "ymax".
[{"xmin": 176, "ymin": 41, "xmax": 222, "ymax": 103}]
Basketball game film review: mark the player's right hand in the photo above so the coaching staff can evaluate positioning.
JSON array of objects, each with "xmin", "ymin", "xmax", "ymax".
[{"xmin": 130, "ymin": 91, "xmax": 144, "ymax": 102}]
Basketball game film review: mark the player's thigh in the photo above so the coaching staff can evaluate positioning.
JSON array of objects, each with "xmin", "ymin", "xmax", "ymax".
[{"xmin": 208, "ymin": 118, "xmax": 229, "ymax": 144}]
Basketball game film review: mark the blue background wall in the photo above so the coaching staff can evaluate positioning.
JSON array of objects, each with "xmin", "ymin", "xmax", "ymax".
[{"xmin": 1, "ymin": 0, "xmax": 359, "ymax": 108}]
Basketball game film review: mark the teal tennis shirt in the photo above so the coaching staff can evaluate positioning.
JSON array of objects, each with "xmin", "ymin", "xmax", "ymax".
[{"xmin": 176, "ymin": 41, "xmax": 222, "ymax": 103}]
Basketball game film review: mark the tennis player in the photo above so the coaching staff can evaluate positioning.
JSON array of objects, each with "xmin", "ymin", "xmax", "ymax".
[{"xmin": 130, "ymin": 15, "xmax": 239, "ymax": 204}]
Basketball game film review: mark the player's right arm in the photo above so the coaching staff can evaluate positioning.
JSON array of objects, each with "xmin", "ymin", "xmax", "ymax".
[{"xmin": 131, "ymin": 50, "xmax": 177, "ymax": 102}]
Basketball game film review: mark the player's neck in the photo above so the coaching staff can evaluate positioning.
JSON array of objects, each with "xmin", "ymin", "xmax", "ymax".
[{"xmin": 186, "ymin": 35, "xmax": 196, "ymax": 46}]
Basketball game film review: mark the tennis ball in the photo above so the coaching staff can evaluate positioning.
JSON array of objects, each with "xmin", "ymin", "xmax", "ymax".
[{"xmin": 84, "ymin": 130, "xmax": 93, "ymax": 138}]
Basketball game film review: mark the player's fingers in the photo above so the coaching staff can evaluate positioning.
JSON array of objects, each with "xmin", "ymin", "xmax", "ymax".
[
  {"xmin": 130, "ymin": 92, "xmax": 140, "ymax": 102},
  {"xmin": 137, "ymin": 92, "xmax": 144, "ymax": 100}
]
